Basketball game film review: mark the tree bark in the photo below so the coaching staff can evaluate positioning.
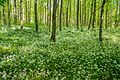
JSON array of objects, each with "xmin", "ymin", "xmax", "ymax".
[
  {"xmin": 2, "ymin": 3, "xmax": 6, "ymax": 25},
  {"xmin": 76, "ymin": 0, "xmax": 79, "ymax": 30},
  {"xmin": 99, "ymin": 0, "xmax": 106, "ymax": 43},
  {"xmin": 34, "ymin": 0, "xmax": 38, "ymax": 32},
  {"xmin": 20, "ymin": 0, "xmax": 23, "ymax": 29},
  {"xmin": 7, "ymin": 0, "xmax": 11, "ymax": 27},
  {"xmin": 59, "ymin": 0, "xmax": 63, "ymax": 31},
  {"xmin": 88, "ymin": 0, "xmax": 94, "ymax": 30},
  {"xmin": 51, "ymin": 0, "xmax": 57, "ymax": 42},
  {"xmin": 14, "ymin": 0, "xmax": 17, "ymax": 24}
]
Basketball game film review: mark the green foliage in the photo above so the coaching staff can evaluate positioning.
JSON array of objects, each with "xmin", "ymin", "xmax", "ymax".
[
  {"xmin": 0, "ymin": 28, "xmax": 120, "ymax": 80},
  {"xmin": 0, "ymin": 0, "xmax": 6, "ymax": 5}
]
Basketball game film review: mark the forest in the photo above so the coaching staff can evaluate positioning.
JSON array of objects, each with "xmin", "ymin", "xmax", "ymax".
[{"xmin": 0, "ymin": 0, "xmax": 120, "ymax": 79}]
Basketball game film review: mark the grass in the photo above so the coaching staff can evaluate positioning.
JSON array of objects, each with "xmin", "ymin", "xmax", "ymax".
[{"xmin": 0, "ymin": 27, "xmax": 120, "ymax": 80}]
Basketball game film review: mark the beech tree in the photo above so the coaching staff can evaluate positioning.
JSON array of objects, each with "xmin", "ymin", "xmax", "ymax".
[
  {"xmin": 20, "ymin": 0, "xmax": 23, "ymax": 29},
  {"xmin": 99, "ymin": 0, "xmax": 107, "ymax": 43},
  {"xmin": 34, "ymin": 0, "xmax": 38, "ymax": 32},
  {"xmin": 51, "ymin": 0, "xmax": 57, "ymax": 42}
]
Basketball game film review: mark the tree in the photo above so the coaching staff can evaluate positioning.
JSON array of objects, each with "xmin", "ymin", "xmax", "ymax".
[
  {"xmin": 2, "ymin": 3, "xmax": 6, "ymax": 25},
  {"xmin": 115, "ymin": 0, "xmax": 118, "ymax": 27},
  {"xmin": 7, "ymin": 0, "xmax": 10, "ymax": 27},
  {"xmin": 76, "ymin": 0, "xmax": 79, "ymax": 30},
  {"xmin": 66, "ymin": 0, "xmax": 69, "ymax": 27},
  {"xmin": 92, "ymin": 0, "xmax": 96, "ymax": 28},
  {"xmin": 25, "ymin": 0, "xmax": 28, "ymax": 22},
  {"xmin": 59, "ymin": 0, "xmax": 63, "ymax": 31},
  {"xmin": 34, "ymin": 0, "xmax": 38, "ymax": 32},
  {"xmin": 88, "ymin": 0, "xmax": 94, "ymax": 30},
  {"xmin": 14, "ymin": 0, "xmax": 17, "ymax": 24},
  {"xmin": 51, "ymin": 0, "xmax": 57, "ymax": 42},
  {"xmin": 99, "ymin": 0, "xmax": 107, "ymax": 44},
  {"xmin": 28, "ymin": 0, "xmax": 31, "ymax": 23},
  {"xmin": 20, "ymin": 0, "xmax": 23, "ymax": 29}
]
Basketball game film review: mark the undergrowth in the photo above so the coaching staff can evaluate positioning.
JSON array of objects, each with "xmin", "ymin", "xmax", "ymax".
[{"xmin": 0, "ymin": 27, "xmax": 120, "ymax": 80}]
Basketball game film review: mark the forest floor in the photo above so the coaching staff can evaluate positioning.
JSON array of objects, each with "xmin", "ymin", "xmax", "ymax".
[{"xmin": 0, "ymin": 27, "xmax": 120, "ymax": 80}]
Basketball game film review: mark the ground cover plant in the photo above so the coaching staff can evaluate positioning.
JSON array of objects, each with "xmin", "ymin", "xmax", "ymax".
[
  {"xmin": 0, "ymin": 0, "xmax": 120, "ymax": 79},
  {"xmin": 0, "ymin": 27, "xmax": 120, "ymax": 80}
]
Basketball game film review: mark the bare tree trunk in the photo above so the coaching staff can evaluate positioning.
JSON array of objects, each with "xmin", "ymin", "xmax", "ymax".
[
  {"xmin": 59, "ymin": 0, "xmax": 63, "ymax": 31},
  {"xmin": 34, "ymin": 0, "xmax": 38, "ymax": 32},
  {"xmin": 3, "ymin": 3, "xmax": 7, "ymax": 25},
  {"xmin": 69, "ymin": 0, "xmax": 71, "ymax": 26},
  {"xmin": 99, "ymin": 0, "xmax": 106, "ymax": 44},
  {"xmin": 92, "ymin": 0, "xmax": 96, "ymax": 28},
  {"xmin": 115, "ymin": 0, "xmax": 118, "ymax": 27},
  {"xmin": 20, "ymin": 0, "xmax": 23, "ymax": 29},
  {"xmin": 66, "ymin": 0, "xmax": 69, "ymax": 27},
  {"xmin": 51, "ymin": 0, "xmax": 57, "ymax": 42},
  {"xmin": 105, "ymin": 4, "xmax": 108, "ymax": 28},
  {"xmin": 28, "ymin": 0, "xmax": 31, "ymax": 23},
  {"xmin": 14, "ymin": 0, "xmax": 17, "ymax": 24},
  {"xmin": 25, "ymin": 0, "xmax": 28, "ymax": 22},
  {"xmin": 7, "ymin": 0, "xmax": 11, "ymax": 27},
  {"xmin": 88, "ymin": 0, "xmax": 94, "ymax": 30},
  {"xmin": 76, "ymin": 0, "xmax": 79, "ymax": 30}
]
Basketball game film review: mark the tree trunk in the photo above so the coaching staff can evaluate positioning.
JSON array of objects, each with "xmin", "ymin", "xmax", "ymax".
[
  {"xmin": 76, "ymin": 0, "xmax": 79, "ymax": 30},
  {"xmin": 92, "ymin": 0, "xmax": 96, "ymax": 28},
  {"xmin": 3, "ymin": 3, "xmax": 6, "ymax": 25},
  {"xmin": 66, "ymin": 0, "xmax": 69, "ymax": 27},
  {"xmin": 25, "ymin": 0, "xmax": 28, "ymax": 22},
  {"xmin": 88, "ymin": 0, "xmax": 94, "ymax": 30},
  {"xmin": 7, "ymin": 0, "xmax": 11, "ymax": 27},
  {"xmin": 51, "ymin": 0, "xmax": 57, "ymax": 42},
  {"xmin": 20, "ymin": 0, "xmax": 23, "ymax": 29},
  {"xmin": 34, "ymin": 0, "xmax": 38, "ymax": 32},
  {"xmin": 59, "ymin": 0, "xmax": 63, "ymax": 31},
  {"xmin": 14, "ymin": 0, "xmax": 17, "ymax": 24},
  {"xmin": 105, "ymin": 4, "xmax": 108, "ymax": 28},
  {"xmin": 115, "ymin": 0, "xmax": 118, "ymax": 27},
  {"xmin": 99, "ymin": 0, "xmax": 106, "ymax": 43},
  {"xmin": 28, "ymin": 0, "xmax": 31, "ymax": 23}
]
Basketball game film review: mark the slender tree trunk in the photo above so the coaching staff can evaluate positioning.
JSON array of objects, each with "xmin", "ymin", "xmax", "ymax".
[
  {"xmin": 109, "ymin": 1, "xmax": 113, "ymax": 27},
  {"xmin": 25, "ymin": 0, "xmax": 28, "ymax": 22},
  {"xmin": 3, "ymin": 3, "xmax": 6, "ymax": 25},
  {"xmin": 76, "ymin": 0, "xmax": 79, "ymax": 30},
  {"xmin": 105, "ymin": 4, "xmax": 108, "ymax": 28},
  {"xmin": 0, "ymin": 8, "xmax": 1, "ymax": 24},
  {"xmin": 115, "ymin": 0, "xmax": 118, "ymax": 27},
  {"xmin": 20, "ymin": 0, "xmax": 23, "ymax": 29},
  {"xmin": 45, "ymin": 5, "xmax": 47, "ymax": 25},
  {"xmin": 88, "ymin": 0, "xmax": 94, "ymax": 30},
  {"xmin": 59, "ymin": 0, "xmax": 63, "ymax": 31},
  {"xmin": 97, "ymin": 0, "xmax": 100, "ymax": 26},
  {"xmin": 47, "ymin": 0, "xmax": 49, "ymax": 26},
  {"xmin": 51, "ymin": 0, "xmax": 57, "ymax": 42},
  {"xmin": 34, "ymin": 0, "xmax": 38, "ymax": 32},
  {"xmin": 14, "ymin": 0, "xmax": 17, "ymax": 24},
  {"xmin": 80, "ymin": 0, "xmax": 82, "ymax": 27},
  {"xmin": 49, "ymin": 0, "xmax": 52, "ymax": 32},
  {"xmin": 7, "ymin": 0, "xmax": 11, "ymax": 27},
  {"xmin": 69, "ymin": 0, "xmax": 71, "ymax": 26},
  {"xmin": 28, "ymin": 0, "xmax": 31, "ymax": 23},
  {"xmin": 92, "ymin": 0, "xmax": 96, "ymax": 28},
  {"xmin": 18, "ymin": 0, "xmax": 20, "ymax": 25},
  {"xmin": 83, "ymin": 0, "xmax": 86, "ymax": 26},
  {"xmin": 99, "ymin": 0, "xmax": 106, "ymax": 43},
  {"xmin": 66, "ymin": 0, "xmax": 69, "ymax": 27},
  {"xmin": 118, "ymin": 0, "xmax": 120, "ymax": 26}
]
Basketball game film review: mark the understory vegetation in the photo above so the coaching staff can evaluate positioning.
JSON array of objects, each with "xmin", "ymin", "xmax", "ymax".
[{"xmin": 0, "ymin": 27, "xmax": 120, "ymax": 80}]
